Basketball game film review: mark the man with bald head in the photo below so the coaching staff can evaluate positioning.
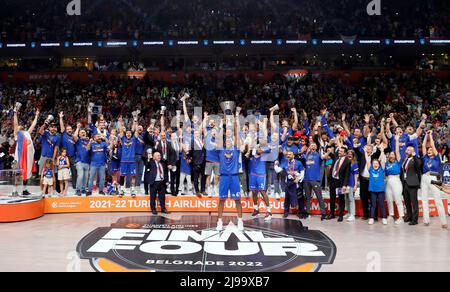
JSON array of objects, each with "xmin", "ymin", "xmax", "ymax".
[{"xmin": 401, "ymin": 146, "xmax": 422, "ymax": 226}]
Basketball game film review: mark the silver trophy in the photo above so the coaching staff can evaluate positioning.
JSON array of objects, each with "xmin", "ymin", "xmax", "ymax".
[
  {"xmin": 220, "ymin": 101, "xmax": 236, "ymax": 116},
  {"xmin": 176, "ymin": 110, "xmax": 182, "ymax": 118},
  {"xmin": 46, "ymin": 114, "xmax": 55, "ymax": 124},
  {"xmin": 270, "ymin": 104, "xmax": 279, "ymax": 112},
  {"xmin": 15, "ymin": 102, "xmax": 22, "ymax": 111},
  {"xmin": 220, "ymin": 101, "xmax": 236, "ymax": 127},
  {"xmin": 161, "ymin": 106, "xmax": 167, "ymax": 113},
  {"xmin": 179, "ymin": 89, "xmax": 190, "ymax": 101}
]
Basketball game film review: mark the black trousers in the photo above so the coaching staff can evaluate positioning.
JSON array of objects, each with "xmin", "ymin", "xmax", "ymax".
[
  {"xmin": 329, "ymin": 179, "xmax": 345, "ymax": 217},
  {"xmin": 192, "ymin": 163, "xmax": 206, "ymax": 193},
  {"xmin": 359, "ymin": 177, "xmax": 370, "ymax": 218},
  {"xmin": 403, "ymin": 184, "xmax": 419, "ymax": 223},
  {"xmin": 150, "ymin": 181, "xmax": 166, "ymax": 211},
  {"xmin": 169, "ymin": 160, "xmax": 180, "ymax": 195},
  {"xmin": 69, "ymin": 156, "xmax": 77, "ymax": 189},
  {"xmin": 297, "ymin": 183, "xmax": 306, "ymax": 216}
]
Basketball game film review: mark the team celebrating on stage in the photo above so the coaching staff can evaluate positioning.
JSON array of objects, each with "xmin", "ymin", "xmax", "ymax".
[{"xmin": 9, "ymin": 88, "xmax": 450, "ymax": 231}]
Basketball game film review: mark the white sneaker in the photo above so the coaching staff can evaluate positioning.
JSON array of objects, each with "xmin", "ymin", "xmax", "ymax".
[
  {"xmin": 382, "ymin": 219, "xmax": 388, "ymax": 225},
  {"xmin": 368, "ymin": 218, "xmax": 375, "ymax": 225},
  {"xmin": 344, "ymin": 214, "xmax": 350, "ymax": 219},
  {"xmin": 395, "ymin": 218, "xmax": 404, "ymax": 225},
  {"xmin": 275, "ymin": 193, "xmax": 281, "ymax": 200},
  {"xmin": 237, "ymin": 219, "xmax": 244, "ymax": 231},
  {"xmin": 216, "ymin": 219, "xmax": 223, "ymax": 231},
  {"xmin": 264, "ymin": 213, "xmax": 273, "ymax": 222},
  {"xmin": 346, "ymin": 215, "xmax": 355, "ymax": 222}
]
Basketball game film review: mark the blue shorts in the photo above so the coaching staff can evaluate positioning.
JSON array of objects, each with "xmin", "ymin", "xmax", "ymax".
[
  {"xmin": 120, "ymin": 163, "xmax": 136, "ymax": 176},
  {"xmin": 109, "ymin": 160, "xmax": 120, "ymax": 173},
  {"xmin": 249, "ymin": 174, "xmax": 267, "ymax": 191},
  {"xmin": 219, "ymin": 175, "xmax": 241, "ymax": 200}
]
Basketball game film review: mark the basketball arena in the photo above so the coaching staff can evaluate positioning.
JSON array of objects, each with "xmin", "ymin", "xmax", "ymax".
[{"xmin": 1, "ymin": 0, "xmax": 450, "ymax": 275}]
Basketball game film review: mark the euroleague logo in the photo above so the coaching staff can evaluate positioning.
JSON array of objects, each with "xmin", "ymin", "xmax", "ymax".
[{"xmin": 77, "ymin": 216, "xmax": 336, "ymax": 272}]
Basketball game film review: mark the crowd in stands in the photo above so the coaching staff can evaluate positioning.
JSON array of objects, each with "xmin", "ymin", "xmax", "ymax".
[{"xmin": 1, "ymin": 0, "xmax": 449, "ymax": 42}]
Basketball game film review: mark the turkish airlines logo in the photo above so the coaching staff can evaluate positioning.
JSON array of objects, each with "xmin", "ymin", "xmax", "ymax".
[{"xmin": 77, "ymin": 216, "xmax": 336, "ymax": 272}]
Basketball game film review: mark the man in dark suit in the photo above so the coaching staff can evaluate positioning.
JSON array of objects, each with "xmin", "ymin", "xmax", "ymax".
[
  {"xmin": 144, "ymin": 150, "xmax": 169, "ymax": 215},
  {"xmin": 328, "ymin": 146, "xmax": 351, "ymax": 222},
  {"xmin": 189, "ymin": 129, "xmax": 206, "ymax": 197},
  {"xmin": 401, "ymin": 146, "xmax": 422, "ymax": 225},
  {"xmin": 167, "ymin": 132, "xmax": 181, "ymax": 196}
]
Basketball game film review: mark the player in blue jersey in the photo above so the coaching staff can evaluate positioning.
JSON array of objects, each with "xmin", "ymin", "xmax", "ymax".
[
  {"xmin": 216, "ymin": 109, "xmax": 244, "ymax": 231},
  {"xmin": 118, "ymin": 119, "xmax": 140, "ymax": 197},
  {"xmin": 281, "ymin": 149, "xmax": 305, "ymax": 218},
  {"xmin": 247, "ymin": 144, "xmax": 273, "ymax": 221}
]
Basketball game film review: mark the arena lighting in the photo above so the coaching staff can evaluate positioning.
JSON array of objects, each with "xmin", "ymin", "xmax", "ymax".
[
  {"xmin": 168, "ymin": 40, "xmax": 174, "ymax": 46},
  {"xmin": 40, "ymin": 43, "xmax": 61, "ymax": 47},
  {"xmin": 143, "ymin": 41, "xmax": 164, "ymax": 46},
  {"xmin": 276, "ymin": 39, "xmax": 283, "ymax": 45},
  {"xmin": 0, "ymin": 43, "xmax": 3, "ymax": 48},
  {"xmin": 321, "ymin": 40, "xmax": 343, "ymax": 44},
  {"xmin": 106, "ymin": 41, "xmax": 128, "ymax": 47},
  {"xmin": 64, "ymin": 41, "xmax": 70, "ymax": 47},
  {"xmin": 31, "ymin": 42, "xmax": 36, "ymax": 48},
  {"xmin": 394, "ymin": 40, "xmax": 416, "ymax": 44},
  {"xmin": 240, "ymin": 39, "xmax": 246, "ymax": 45},
  {"xmin": 177, "ymin": 41, "xmax": 199, "ymax": 45},
  {"xmin": 72, "ymin": 42, "xmax": 93, "ymax": 47},
  {"xmin": 6, "ymin": 43, "xmax": 26, "ymax": 48},
  {"xmin": 97, "ymin": 41, "xmax": 103, "ymax": 47},
  {"xmin": 420, "ymin": 39, "xmax": 426, "ymax": 45},
  {"xmin": 430, "ymin": 39, "xmax": 450, "ymax": 44},
  {"xmin": 132, "ymin": 41, "xmax": 138, "ymax": 47},
  {"xmin": 385, "ymin": 39, "xmax": 392, "ymax": 45},
  {"xmin": 311, "ymin": 39, "xmax": 318, "ymax": 45},
  {"xmin": 359, "ymin": 40, "xmax": 381, "ymax": 44},
  {"xmin": 212, "ymin": 40, "xmax": 235, "ymax": 45},
  {"xmin": 251, "ymin": 40, "xmax": 273, "ymax": 44},
  {"xmin": 203, "ymin": 40, "xmax": 209, "ymax": 46},
  {"xmin": 285, "ymin": 40, "xmax": 308, "ymax": 44}
]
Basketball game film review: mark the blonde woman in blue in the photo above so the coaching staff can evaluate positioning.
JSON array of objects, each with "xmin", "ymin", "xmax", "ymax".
[{"xmin": 364, "ymin": 144, "xmax": 388, "ymax": 225}]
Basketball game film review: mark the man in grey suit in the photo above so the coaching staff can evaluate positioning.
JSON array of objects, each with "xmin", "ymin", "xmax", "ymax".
[{"xmin": 401, "ymin": 146, "xmax": 422, "ymax": 226}]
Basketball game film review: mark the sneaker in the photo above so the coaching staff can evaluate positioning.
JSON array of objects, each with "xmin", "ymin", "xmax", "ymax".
[
  {"xmin": 237, "ymin": 219, "xmax": 244, "ymax": 231},
  {"xmin": 75, "ymin": 190, "xmax": 82, "ymax": 197},
  {"xmin": 395, "ymin": 218, "xmax": 404, "ymax": 225},
  {"xmin": 346, "ymin": 215, "xmax": 355, "ymax": 222},
  {"xmin": 368, "ymin": 218, "xmax": 375, "ymax": 225},
  {"xmin": 251, "ymin": 210, "xmax": 260, "ymax": 218},
  {"xmin": 22, "ymin": 190, "xmax": 31, "ymax": 196},
  {"xmin": 344, "ymin": 214, "xmax": 350, "ymax": 219},
  {"xmin": 86, "ymin": 191, "xmax": 92, "ymax": 197},
  {"xmin": 283, "ymin": 213, "xmax": 289, "ymax": 218},
  {"xmin": 275, "ymin": 193, "xmax": 281, "ymax": 200},
  {"xmin": 264, "ymin": 213, "xmax": 273, "ymax": 222},
  {"xmin": 216, "ymin": 220, "xmax": 224, "ymax": 231},
  {"xmin": 131, "ymin": 193, "xmax": 136, "ymax": 198},
  {"xmin": 99, "ymin": 191, "xmax": 106, "ymax": 196},
  {"xmin": 382, "ymin": 219, "xmax": 388, "ymax": 225}
]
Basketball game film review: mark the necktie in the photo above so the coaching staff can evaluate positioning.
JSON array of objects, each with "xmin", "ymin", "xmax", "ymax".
[{"xmin": 333, "ymin": 158, "xmax": 342, "ymax": 178}]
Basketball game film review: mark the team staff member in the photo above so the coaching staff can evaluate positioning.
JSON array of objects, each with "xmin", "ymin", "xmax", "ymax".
[
  {"xmin": 365, "ymin": 144, "xmax": 388, "ymax": 225},
  {"xmin": 73, "ymin": 124, "xmax": 90, "ymax": 196},
  {"xmin": 86, "ymin": 134, "xmax": 109, "ymax": 196},
  {"xmin": 281, "ymin": 150, "xmax": 304, "ymax": 219},
  {"xmin": 401, "ymin": 146, "xmax": 422, "ymax": 226},
  {"xmin": 385, "ymin": 134, "xmax": 405, "ymax": 225},
  {"xmin": 248, "ymin": 145, "xmax": 273, "ymax": 221},
  {"xmin": 134, "ymin": 125, "xmax": 146, "ymax": 195},
  {"xmin": 302, "ymin": 142, "xmax": 329, "ymax": 221},
  {"xmin": 59, "ymin": 112, "xmax": 77, "ymax": 190},
  {"xmin": 421, "ymin": 131, "xmax": 447, "ymax": 228},
  {"xmin": 204, "ymin": 114, "xmax": 220, "ymax": 197},
  {"xmin": 328, "ymin": 147, "xmax": 351, "ymax": 222},
  {"xmin": 38, "ymin": 119, "xmax": 61, "ymax": 175},
  {"xmin": 145, "ymin": 151, "xmax": 169, "ymax": 215},
  {"xmin": 345, "ymin": 150, "xmax": 359, "ymax": 222}
]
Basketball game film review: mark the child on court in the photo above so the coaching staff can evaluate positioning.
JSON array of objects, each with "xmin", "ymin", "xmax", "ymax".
[
  {"xmin": 41, "ymin": 159, "xmax": 55, "ymax": 197},
  {"xmin": 57, "ymin": 148, "xmax": 71, "ymax": 196}
]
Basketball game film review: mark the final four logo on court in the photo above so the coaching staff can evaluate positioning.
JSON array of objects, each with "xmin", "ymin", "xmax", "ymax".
[{"xmin": 77, "ymin": 216, "xmax": 336, "ymax": 272}]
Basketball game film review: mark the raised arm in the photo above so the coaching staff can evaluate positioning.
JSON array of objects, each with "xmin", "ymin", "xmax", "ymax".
[
  {"xmin": 422, "ymin": 131, "xmax": 428, "ymax": 156},
  {"xmin": 291, "ymin": 108, "xmax": 298, "ymax": 130},
  {"xmin": 13, "ymin": 108, "xmax": 19, "ymax": 139},
  {"xmin": 73, "ymin": 123, "xmax": 81, "ymax": 142},
  {"xmin": 235, "ymin": 108, "xmax": 241, "ymax": 149},
  {"xmin": 428, "ymin": 131, "xmax": 438, "ymax": 156},
  {"xmin": 342, "ymin": 113, "xmax": 351, "ymax": 134},
  {"xmin": 27, "ymin": 110, "xmax": 40, "ymax": 135},
  {"xmin": 160, "ymin": 109, "xmax": 166, "ymax": 132},
  {"xmin": 380, "ymin": 118, "xmax": 388, "ymax": 146},
  {"xmin": 395, "ymin": 134, "xmax": 401, "ymax": 162},
  {"xmin": 415, "ymin": 114, "xmax": 427, "ymax": 137},
  {"xmin": 59, "ymin": 112, "xmax": 65, "ymax": 133},
  {"xmin": 379, "ymin": 144, "xmax": 386, "ymax": 169}
]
